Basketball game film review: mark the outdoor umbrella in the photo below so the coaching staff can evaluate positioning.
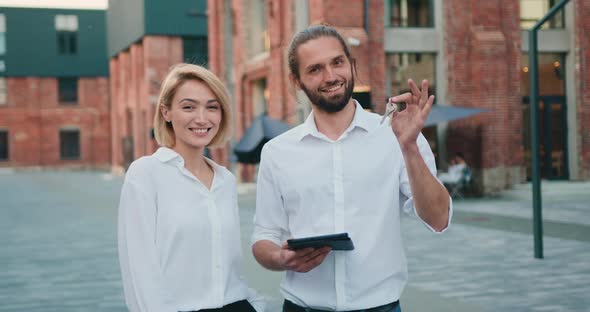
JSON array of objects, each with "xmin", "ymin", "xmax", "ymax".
[
  {"xmin": 424, "ymin": 105, "xmax": 488, "ymax": 127},
  {"xmin": 233, "ymin": 114, "xmax": 291, "ymax": 164}
]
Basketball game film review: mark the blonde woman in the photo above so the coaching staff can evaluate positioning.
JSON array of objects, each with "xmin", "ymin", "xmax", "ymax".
[{"xmin": 118, "ymin": 64, "xmax": 264, "ymax": 312}]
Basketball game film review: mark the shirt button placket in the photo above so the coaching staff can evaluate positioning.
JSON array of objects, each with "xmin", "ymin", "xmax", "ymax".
[
  {"xmin": 208, "ymin": 194, "xmax": 223, "ymax": 306},
  {"xmin": 333, "ymin": 141, "xmax": 346, "ymax": 309}
]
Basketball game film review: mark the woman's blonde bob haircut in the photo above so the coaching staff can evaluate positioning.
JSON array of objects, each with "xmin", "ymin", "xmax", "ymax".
[{"xmin": 153, "ymin": 63, "xmax": 233, "ymax": 148}]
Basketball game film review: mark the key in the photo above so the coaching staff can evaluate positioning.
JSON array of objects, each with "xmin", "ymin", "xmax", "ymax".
[{"xmin": 380, "ymin": 101, "xmax": 398, "ymax": 125}]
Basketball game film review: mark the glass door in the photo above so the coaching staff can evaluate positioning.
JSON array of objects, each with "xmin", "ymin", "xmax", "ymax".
[{"xmin": 522, "ymin": 96, "xmax": 568, "ymax": 180}]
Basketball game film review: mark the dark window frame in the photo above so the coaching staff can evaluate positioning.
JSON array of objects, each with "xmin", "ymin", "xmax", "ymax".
[
  {"xmin": 183, "ymin": 36, "xmax": 209, "ymax": 66},
  {"xmin": 519, "ymin": 0, "xmax": 565, "ymax": 30},
  {"xmin": 58, "ymin": 77, "xmax": 78, "ymax": 104},
  {"xmin": 388, "ymin": 0, "xmax": 434, "ymax": 28},
  {"xmin": 0, "ymin": 77, "xmax": 6, "ymax": 106},
  {"xmin": 59, "ymin": 129, "xmax": 81, "ymax": 160},
  {"xmin": 57, "ymin": 31, "xmax": 78, "ymax": 55},
  {"xmin": 386, "ymin": 52, "xmax": 439, "ymax": 165},
  {"xmin": 0, "ymin": 129, "xmax": 8, "ymax": 161},
  {"xmin": 0, "ymin": 13, "xmax": 6, "ymax": 56}
]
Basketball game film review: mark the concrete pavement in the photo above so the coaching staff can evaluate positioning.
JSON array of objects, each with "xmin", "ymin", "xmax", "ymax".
[{"xmin": 1, "ymin": 170, "xmax": 589, "ymax": 311}]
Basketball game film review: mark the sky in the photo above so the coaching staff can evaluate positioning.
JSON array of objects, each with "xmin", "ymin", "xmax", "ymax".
[{"xmin": 0, "ymin": 0, "xmax": 107, "ymax": 9}]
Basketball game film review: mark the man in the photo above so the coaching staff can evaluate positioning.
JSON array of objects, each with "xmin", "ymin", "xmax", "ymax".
[
  {"xmin": 438, "ymin": 152, "xmax": 468, "ymax": 185},
  {"xmin": 251, "ymin": 25, "xmax": 451, "ymax": 312}
]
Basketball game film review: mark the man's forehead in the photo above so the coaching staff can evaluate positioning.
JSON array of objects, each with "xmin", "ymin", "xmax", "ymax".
[{"xmin": 297, "ymin": 37, "xmax": 346, "ymax": 67}]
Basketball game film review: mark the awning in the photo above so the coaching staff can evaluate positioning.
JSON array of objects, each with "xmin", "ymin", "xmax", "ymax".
[
  {"xmin": 425, "ymin": 105, "xmax": 489, "ymax": 127},
  {"xmin": 233, "ymin": 114, "xmax": 291, "ymax": 164}
]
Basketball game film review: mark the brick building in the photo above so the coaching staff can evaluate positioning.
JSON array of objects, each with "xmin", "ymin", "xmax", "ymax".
[
  {"xmin": 107, "ymin": 0, "xmax": 212, "ymax": 173},
  {"xmin": 0, "ymin": 7, "xmax": 110, "ymax": 169},
  {"xmin": 208, "ymin": 0, "xmax": 590, "ymax": 193}
]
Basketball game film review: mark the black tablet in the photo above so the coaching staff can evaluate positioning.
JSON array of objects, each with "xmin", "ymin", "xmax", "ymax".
[{"xmin": 287, "ymin": 232, "xmax": 354, "ymax": 251}]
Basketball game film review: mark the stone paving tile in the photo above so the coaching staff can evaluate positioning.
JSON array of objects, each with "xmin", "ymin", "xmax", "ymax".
[
  {"xmin": 1, "ymin": 172, "xmax": 589, "ymax": 312},
  {"xmin": 0, "ymin": 171, "xmax": 125, "ymax": 312},
  {"xmin": 454, "ymin": 181, "xmax": 590, "ymax": 226},
  {"xmin": 402, "ymin": 215, "xmax": 590, "ymax": 312}
]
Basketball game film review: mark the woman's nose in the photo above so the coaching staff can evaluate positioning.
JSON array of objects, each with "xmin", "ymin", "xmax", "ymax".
[{"xmin": 194, "ymin": 107, "xmax": 206, "ymax": 122}]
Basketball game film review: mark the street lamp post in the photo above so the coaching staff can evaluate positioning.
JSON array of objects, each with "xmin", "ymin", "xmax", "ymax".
[{"xmin": 528, "ymin": 0, "xmax": 570, "ymax": 259}]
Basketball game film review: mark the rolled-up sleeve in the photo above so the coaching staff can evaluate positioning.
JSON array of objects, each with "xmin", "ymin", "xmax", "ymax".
[
  {"xmin": 398, "ymin": 134, "xmax": 453, "ymax": 233},
  {"xmin": 118, "ymin": 167, "xmax": 176, "ymax": 312},
  {"xmin": 251, "ymin": 145, "xmax": 289, "ymax": 247}
]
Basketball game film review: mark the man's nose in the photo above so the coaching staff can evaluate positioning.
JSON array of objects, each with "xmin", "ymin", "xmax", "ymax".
[{"xmin": 323, "ymin": 67, "xmax": 337, "ymax": 81}]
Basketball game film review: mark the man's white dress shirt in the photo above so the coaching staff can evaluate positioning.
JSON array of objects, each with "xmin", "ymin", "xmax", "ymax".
[
  {"xmin": 118, "ymin": 147, "xmax": 264, "ymax": 312},
  {"xmin": 252, "ymin": 101, "xmax": 452, "ymax": 311}
]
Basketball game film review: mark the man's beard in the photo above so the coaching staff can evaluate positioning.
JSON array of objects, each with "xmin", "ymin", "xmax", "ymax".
[{"xmin": 300, "ymin": 76, "xmax": 354, "ymax": 114}]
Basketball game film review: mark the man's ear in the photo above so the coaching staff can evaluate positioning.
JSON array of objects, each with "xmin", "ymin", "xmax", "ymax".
[{"xmin": 289, "ymin": 73, "xmax": 301, "ymax": 90}]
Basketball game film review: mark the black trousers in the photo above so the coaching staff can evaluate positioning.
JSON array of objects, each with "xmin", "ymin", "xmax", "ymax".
[
  {"xmin": 283, "ymin": 299, "xmax": 400, "ymax": 312},
  {"xmin": 181, "ymin": 299, "xmax": 256, "ymax": 312}
]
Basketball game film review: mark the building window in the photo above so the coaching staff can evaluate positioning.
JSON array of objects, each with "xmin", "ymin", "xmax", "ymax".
[
  {"xmin": 0, "ymin": 14, "xmax": 6, "ymax": 55},
  {"xmin": 520, "ymin": 0, "xmax": 564, "ymax": 29},
  {"xmin": 0, "ymin": 130, "xmax": 8, "ymax": 160},
  {"xmin": 60, "ymin": 129, "xmax": 80, "ymax": 160},
  {"xmin": 246, "ymin": 0, "xmax": 269, "ymax": 57},
  {"xmin": 0, "ymin": 78, "xmax": 6, "ymax": 105},
  {"xmin": 252, "ymin": 78, "xmax": 268, "ymax": 117},
  {"xmin": 386, "ymin": 0, "xmax": 434, "ymax": 27},
  {"xmin": 55, "ymin": 15, "xmax": 78, "ymax": 54},
  {"xmin": 386, "ymin": 53, "xmax": 436, "ymax": 96},
  {"xmin": 521, "ymin": 53, "xmax": 567, "ymax": 179},
  {"xmin": 520, "ymin": 53, "xmax": 565, "ymax": 97},
  {"xmin": 386, "ymin": 53, "xmax": 438, "ymax": 162},
  {"xmin": 58, "ymin": 77, "xmax": 78, "ymax": 104},
  {"xmin": 183, "ymin": 36, "xmax": 208, "ymax": 66}
]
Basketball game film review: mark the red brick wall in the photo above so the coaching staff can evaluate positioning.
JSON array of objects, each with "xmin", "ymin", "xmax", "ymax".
[
  {"xmin": 109, "ymin": 36, "xmax": 185, "ymax": 172},
  {"xmin": 444, "ymin": 0, "xmax": 523, "ymax": 192},
  {"xmin": 267, "ymin": 0, "xmax": 295, "ymax": 122},
  {"xmin": 205, "ymin": 0, "xmax": 230, "ymax": 168},
  {"xmin": 309, "ymin": 0, "xmax": 363, "ymax": 27},
  {"xmin": 0, "ymin": 96, "xmax": 42, "ymax": 165},
  {"xmin": 109, "ymin": 56, "xmax": 121, "ymax": 169},
  {"xmin": 208, "ymin": 0, "xmax": 385, "ymax": 181},
  {"xmin": 208, "ymin": 0, "xmax": 296, "ymax": 181},
  {"xmin": 367, "ymin": 0, "xmax": 386, "ymax": 113},
  {"xmin": 0, "ymin": 77, "xmax": 110, "ymax": 168},
  {"xmin": 575, "ymin": 0, "xmax": 590, "ymax": 179}
]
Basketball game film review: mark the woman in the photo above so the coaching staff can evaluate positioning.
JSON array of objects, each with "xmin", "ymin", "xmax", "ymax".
[{"xmin": 118, "ymin": 63, "xmax": 264, "ymax": 312}]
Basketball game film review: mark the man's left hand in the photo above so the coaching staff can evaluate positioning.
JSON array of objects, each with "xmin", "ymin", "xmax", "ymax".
[{"xmin": 388, "ymin": 79, "xmax": 434, "ymax": 148}]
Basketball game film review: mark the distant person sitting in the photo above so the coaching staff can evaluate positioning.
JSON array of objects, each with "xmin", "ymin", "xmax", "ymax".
[{"xmin": 438, "ymin": 153, "xmax": 468, "ymax": 185}]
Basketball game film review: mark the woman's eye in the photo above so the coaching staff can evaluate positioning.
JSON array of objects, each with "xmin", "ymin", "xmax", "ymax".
[{"xmin": 207, "ymin": 105, "xmax": 219, "ymax": 110}]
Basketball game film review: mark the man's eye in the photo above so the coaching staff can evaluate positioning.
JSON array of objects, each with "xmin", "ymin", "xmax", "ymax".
[
  {"xmin": 309, "ymin": 67, "xmax": 319, "ymax": 74},
  {"xmin": 182, "ymin": 106, "xmax": 193, "ymax": 110}
]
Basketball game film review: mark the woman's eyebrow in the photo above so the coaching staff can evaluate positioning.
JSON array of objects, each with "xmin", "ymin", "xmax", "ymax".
[{"xmin": 178, "ymin": 98, "xmax": 218, "ymax": 104}]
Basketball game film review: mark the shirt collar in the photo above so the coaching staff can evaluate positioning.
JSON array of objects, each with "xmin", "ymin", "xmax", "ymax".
[
  {"xmin": 154, "ymin": 146, "xmax": 225, "ymax": 172},
  {"xmin": 154, "ymin": 147, "xmax": 181, "ymax": 163},
  {"xmin": 154, "ymin": 147, "xmax": 226, "ymax": 187},
  {"xmin": 297, "ymin": 100, "xmax": 373, "ymax": 141}
]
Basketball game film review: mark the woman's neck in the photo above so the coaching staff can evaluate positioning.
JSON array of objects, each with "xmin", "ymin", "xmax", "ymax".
[{"xmin": 172, "ymin": 144, "xmax": 207, "ymax": 176}]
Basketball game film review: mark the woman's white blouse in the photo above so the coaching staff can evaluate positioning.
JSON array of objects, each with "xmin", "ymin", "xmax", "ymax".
[{"xmin": 118, "ymin": 147, "xmax": 264, "ymax": 312}]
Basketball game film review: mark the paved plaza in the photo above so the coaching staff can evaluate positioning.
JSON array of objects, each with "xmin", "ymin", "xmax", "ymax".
[{"xmin": 1, "ymin": 170, "xmax": 589, "ymax": 311}]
